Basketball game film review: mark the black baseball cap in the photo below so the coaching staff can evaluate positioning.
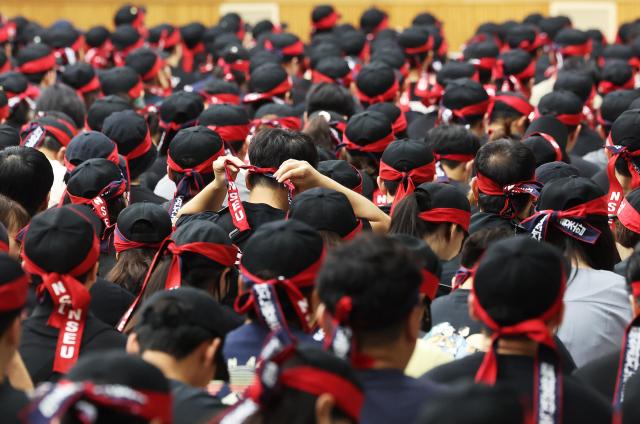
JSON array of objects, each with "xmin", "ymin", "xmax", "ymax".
[
  {"xmin": 16, "ymin": 42, "xmax": 54, "ymax": 75},
  {"xmin": 435, "ymin": 61, "xmax": 476, "ymax": 87},
  {"xmin": 318, "ymin": 160, "xmax": 365, "ymax": 193},
  {"xmin": 599, "ymin": 90, "xmax": 639, "ymax": 128},
  {"xmin": 525, "ymin": 116, "xmax": 569, "ymax": 147},
  {"xmin": 168, "ymin": 126, "xmax": 223, "ymax": 170},
  {"xmin": 86, "ymin": 95, "xmax": 134, "ymax": 131},
  {"xmin": 355, "ymin": 62, "xmax": 397, "ymax": 104},
  {"xmin": 66, "ymin": 158, "xmax": 125, "ymax": 200},
  {"xmin": 159, "ymin": 91, "xmax": 204, "ymax": 126},
  {"xmin": 99, "ymin": 66, "xmax": 142, "ymax": 98},
  {"xmin": 343, "ymin": 110, "xmax": 393, "ymax": 154},
  {"xmin": 110, "ymin": 24, "xmax": 142, "ymax": 51},
  {"xmin": 381, "ymin": 138, "xmax": 434, "ymax": 173},
  {"xmin": 85, "ymin": 25, "xmax": 110, "ymax": 48},
  {"xmin": 535, "ymin": 161, "xmax": 580, "ymax": 185},
  {"xmin": 553, "ymin": 71, "xmax": 594, "ymax": 104},
  {"xmin": 102, "ymin": 109, "xmax": 156, "ymax": 176},
  {"xmin": 65, "ymin": 131, "xmax": 119, "ymax": 171},
  {"xmin": 538, "ymin": 176, "xmax": 605, "ymax": 212},
  {"xmin": 0, "ymin": 124, "xmax": 21, "ymax": 149},
  {"xmin": 60, "ymin": 63, "xmax": 100, "ymax": 95},
  {"xmin": 116, "ymin": 202, "xmax": 172, "ymax": 245},
  {"xmin": 125, "ymin": 47, "xmax": 163, "ymax": 82},
  {"xmin": 610, "ymin": 109, "xmax": 640, "ymax": 149},
  {"xmin": 289, "ymin": 187, "xmax": 362, "ymax": 239}
]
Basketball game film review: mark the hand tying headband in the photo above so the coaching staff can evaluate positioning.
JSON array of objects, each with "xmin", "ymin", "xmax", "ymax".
[
  {"xmin": 472, "ymin": 267, "xmax": 566, "ymax": 424},
  {"xmin": 378, "ymin": 159, "xmax": 436, "ymax": 215},
  {"xmin": 475, "ymin": 172, "xmax": 543, "ymax": 219},
  {"xmin": 167, "ymin": 144, "xmax": 225, "ymax": 220},
  {"xmin": 224, "ymin": 161, "xmax": 296, "ymax": 244},
  {"xmin": 606, "ymin": 137, "xmax": 640, "ymax": 218},
  {"xmin": 234, "ymin": 252, "xmax": 325, "ymax": 334},
  {"xmin": 24, "ymin": 380, "xmax": 172, "ymax": 424},
  {"xmin": 117, "ymin": 237, "xmax": 238, "ymax": 332},
  {"xmin": 22, "ymin": 232, "xmax": 100, "ymax": 373},
  {"xmin": 521, "ymin": 194, "xmax": 607, "ymax": 244}
]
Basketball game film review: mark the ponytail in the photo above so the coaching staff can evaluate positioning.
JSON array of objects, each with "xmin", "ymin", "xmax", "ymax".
[{"xmin": 389, "ymin": 189, "xmax": 436, "ymax": 238}]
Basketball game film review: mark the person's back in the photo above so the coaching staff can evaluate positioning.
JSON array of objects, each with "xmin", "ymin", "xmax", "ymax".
[
  {"xmin": 317, "ymin": 233, "xmax": 438, "ymax": 424},
  {"xmin": 421, "ymin": 237, "xmax": 612, "ymax": 423},
  {"xmin": 19, "ymin": 206, "xmax": 126, "ymax": 384}
]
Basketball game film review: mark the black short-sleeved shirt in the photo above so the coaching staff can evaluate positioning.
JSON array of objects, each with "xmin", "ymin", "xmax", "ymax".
[
  {"xmin": 0, "ymin": 379, "xmax": 29, "ymax": 423},
  {"xmin": 170, "ymin": 379, "xmax": 226, "ymax": 424},
  {"xmin": 422, "ymin": 352, "xmax": 611, "ymax": 423},
  {"xmin": 130, "ymin": 185, "xmax": 166, "ymax": 205},
  {"xmin": 20, "ymin": 298, "xmax": 127, "ymax": 385},
  {"xmin": 573, "ymin": 351, "xmax": 620, "ymax": 402},
  {"xmin": 176, "ymin": 203, "xmax": 286, "ymax": 250},
  {"xmin": 469, "ymin": 211, "xmax": 524, "ymax": 234},
  {"xmin": 89, "ymin": 278, "xmax": 135, "ymax": 327}
]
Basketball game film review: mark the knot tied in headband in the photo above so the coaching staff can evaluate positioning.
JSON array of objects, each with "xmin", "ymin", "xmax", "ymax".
[
  {"xmin": 66, "ymin": 179, "xmax": 128, "ymax": 234},
  {"xmin": 117, "ymin": 237, "xmax": 238, "ymax": 332},
  {"xmin": 472, "ymin": 268, "xmax": 566, "ymax": 424},
  {"xmin": 378, "ymin": 159, "xmax": 435, "ymax": 216},
  {"xmin": 22, "ymin": 234, "xmax": 100, "ymax": 373},
  {"xmin": 475, "ymin": 172, "xmax": 543, "ymax": 219}
]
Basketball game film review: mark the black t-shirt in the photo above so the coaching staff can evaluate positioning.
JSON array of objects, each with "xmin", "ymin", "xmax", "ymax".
[
  {"xmin": 422, "ymin": 352, "xmax": 611, "ymax": 423},
  {"xmin": 407, "ymin": 112, "xmax": 437, "ymax": 140},
  {"xmin": 176, "ymin": 203, "xmax": 287, "ymax": 250},
  {"xmin": 0, "ymin": 379, "xmax": 29, "ymax": 424},
  {"xmin": 139, "ymin": 155, "xmax": 168, "ymax": 192},
  {"xmin": 89, "ymin": 278, "xmax": 135, "ymax": 327},
  {"xmin": 170, "ymin": 379, "xmax": 226, "ymax": 424},
  {"xmin": 573, "ymin": 125, "xmax": 604, "ymax": 157},
  {"xmin": 130, "ymin": 185, "xmax": 166, "ymax": 205},
  {"xmin": 573, "ymin": 351, "xmax": 620, "ymax": 402},
  {"xmin": 469, "ymin": 212, "xmax": 524, "ymax": 235},
  {"xmin": 20, "ymin": 298, "xmax": 127, "ymax": 384}
]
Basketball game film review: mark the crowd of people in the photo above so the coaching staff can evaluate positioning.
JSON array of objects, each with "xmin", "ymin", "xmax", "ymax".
[{"xmin": 1, "ymin": 2, "xmax": 640, "ymax": 423}]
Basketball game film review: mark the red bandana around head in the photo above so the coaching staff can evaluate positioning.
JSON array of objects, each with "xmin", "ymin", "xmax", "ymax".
[{"xmin": 378, "ymin": 159, "xmax": 435, "ymax": 216}]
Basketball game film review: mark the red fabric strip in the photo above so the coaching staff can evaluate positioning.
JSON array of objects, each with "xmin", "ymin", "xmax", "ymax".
[
  {"xmin": 313, "ymin": 11, "xmax": 339, "ymax": 31},
  {"xmin": 355, "ymin": 79, "xmax": 399, "ymax": 105},
  {"xmin": 113, "ymin": 227, "xmax": 163, "ymax": 254},
  {"xmin": 342, "ymin": 131, "xmax": 394, "ymax": 153},
  {"xmin": 559, "ymin": 40, "xmax": 592, "ymax": 57},
  {"xmin": 76, "ymin": 75, "xmax": 101, "ymax": 95},
  {"xmin": 18, "ymin": 53, "xmax": 56, "ymax": 74},
  {"xmin": 618, "ymin": 198, "xmax": 640, "ymax": 234},
  {"xmin": 125, "ymin": 130, "xmax": 153, "ymax": 161},
  {"xmin": 418, "ymin": 207, "xmax": 471, "ymax": 232},
  {"xmin": 279, "ymin": 367, "xmax": 364, "ymax": 421},
  {"xmin": 243, "ymin": 77, "xmax": 293, "ymax": 103},
  {"xmin": 379, "ymin": 159, "xmax": 436, "ymax": 215},
  {"xmin": 167, "ymin": 145, "xmax": 224, "ymax": 174},
  {"xmin": 206, "ymin": 124, "xmax": 250, "ymax": 143},
  {"xmin": 128, "ymin": 79, "xmax": 144, "ymax": 100},
  {"xmin": 420, "ymin": 269, "xmax": 440, "ymax": 301},
  {"xmin": 405, "ymin": 36, "xmax": 434, "ymax": 55},
  {"xmin": 527, "ymin": 132, "xmax": 563, "ymax": 161},
  {"xmin": 491, "ymin": 94, "xmax": 534, "ymax": 117},
  {"xmin": 434, "ymin": 152, "xmax": 475, "ymax": 162},
  {"xmin": 142, "ymin": 56, "xmax": 164, "ymax": 81},
  {"xmin": 0, "ymin": 274, "xmax": 29, "ymax": 311}
]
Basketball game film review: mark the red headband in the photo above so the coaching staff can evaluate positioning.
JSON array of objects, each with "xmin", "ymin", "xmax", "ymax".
[
  {"xmin": 405, "ymin": 36, "xmax": 434, "ymax": 55},
  {"xmin": 521, "ymin": 195, "xmax": 608, "ymax": 244},
  {"xmin": 475, "ymin": 172, "xmax": 542, "ymax": 219},
  {"xmin": 468, "ymin": 56, "xmax": 497, "ymax": 71},
  {"xmin": 606, "ymin": 136, "xmax": 640, "ymax": 218},
  {"xmin": 0, "ymin": 104, "xmax": 7, "ymax": 121},
  {"xmin": 117, "ymin": 238, "xmax": 238, "ymax": 332},
  {"xmin": 236, "ymin": 253, "xmax": 324, "ymax": 333},
  {"xmin": 313, "ymin": 11, "xmax": 339, "ymax": 31},
  {"xmin": 128, "ymin": 78, "xmax": 144, "ymax": 100},
  {"xmin": 22, "ymin": 232, "xmax": 100, "ymax": 373},
  {"xmin": 618, "ymin": 198, "xmax": 640, "ymax": 234},
  {"xmin": 0, "ymin": 273, "xmax": 29, "ymax": 312},
  {"xmin": 512, "ymin": 59, "xmax": 536, "ymax": 81},
  {"xmin": 167, "ymin": 145, "xmax": 225, "ymax": 175},
  {"xmin": 558, "ymin": 39, "xmax": 592, "ymax": 57},
  {"xmin": 451, "ymin": 98, "xmax": 491, "ymax": 119},
  {"xmin": 391, "ymin": 112, "xmax": 408, "ymax": 134},
  {"xmin": 554, "ymin": 112, "xmax": 582, "ymax": 126},
  {"xmin": 123, "ymin": 130, "xmax": 153, "ymax": 161},
  {"xmin": 180, "ymin": 41, "xmax": 204, "ymax": 73},
  {"xmin": 206, "ymin": 124, "xmax": 250, "ymax": 144},
  {"xmin": 64, "ymin": 144, "xmax": 120, "ymax": 173},
  {"xmin": 472, "ymin": 267, "xmax": 565, "ymax": 424},
  {"xmin": 157, "ymin": 28, "xmax": 181, "ymax": 50},
  {"xmin": 18, "ymin": 53, "xmax": 56, "ymax": 74},
  {"xmin": 598, "ymin": 77, "xmax": 635, "ymax": 95},
  {"xmin": 113, "ymin": 227, "xmax": 164, "ymax": 254},
  {"xmin": 355, "ymin": 79, "xmax": 399, "ymax": 104},
  {"xmin": 265, "ymin": 39, "xmax": 305, "ymax": 57},
  {"xmin": 243, "ymin": 77, "xmax": 293, "ymax": 103},
  {"xmin": 67, "ymin": 179, "xmax": 128, "ymax": 230},
  {"xmin": 22, "ymin": 123, "xmax": 73, "ymax": 149},
  {"xmin": 201, "ymin": 92, "xmax": 241, "ymax": 105},
  {"xmin": 142, "ymin": 56, "xmax": 164, "ymax": 81},
  {"xmin": 489, "ymin": 94, "xmax": 534, "ymax": 118},
  {"xmin": 341, "ymin": 131, "xmax": 394, "ymax": 153},
  {"xmin": 280, "ymin": 367, "xmax": 363, "ymax": 421},
  {"xmin": 251, "ymin": 116, "xmax": 302, "ymax": 131},
  {"xmin": 378, "ymin": 159, "xmax": 435, "ymax": 215},
  {"xmin": 527, "ymin": 132, "xmax": 563, "ymax": 162},
  {"xmin": 418, "ymin": 207, "xmax": 471, "ymax": 232},
  {"xmin": 434, "ymin": 152, "xmax": 475, "ymax": 163},
  {"xmin": 76, "ymin": 75, "xmax": 101, "ymax": 95},
  {"xmin": 311, "ymin": 69, "xmax": 352, "ymax": 88}
]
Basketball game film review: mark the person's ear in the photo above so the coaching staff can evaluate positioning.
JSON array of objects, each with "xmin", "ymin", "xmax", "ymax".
[
  {"xmin": 245, "ymin": 173, "xmax": 253, "ymax": 190},
  {"xmin": 315, "ymin": 393, "xmax": 336, "ymax": 424},
  {"xmin": 85, "ymin": 262, "xmax": 99, "ymax": 288},
  {"xmin": 167, "ymin": 167, "xmax": 173, "ymax": 180},
  {"xmin": 126, "ymin": 332, "xmax": 140, "ymax": 354},
  {"xmin": 3, "ymin": 316, "xmax": 21, "ymax": 350},
  {"xmin": 469, "ymin": 177, "xmax": 479, "ymax": 206},
  {"xmin": 315, "ymin": 302, "xmax": 332, "ymax": 336},
  {"xmin": 56, "ymin": 147, "xmax": 66, "ymax": 164},
  {"xmin": 218, "ymin": 268, "xmax": 231, "ymax": 298},
  {"xmin": 204, "ymin": 338, "xmax": 221, "ymax": 369},
  {"xmin": 464, "ymin": 159, "xmax": 474, "ymax": 181},
  {"xmin": 406, "ymin": 305, "xmax": 422, "ymax": 342}
]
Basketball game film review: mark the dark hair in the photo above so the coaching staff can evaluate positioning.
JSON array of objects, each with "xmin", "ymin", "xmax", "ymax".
[
  {"xmin": 0, "ymin": 147, "xmax": 54, "ymax": 216},
  {"xmin": 390, "ymin": 190, "xmax": 462, "ymax": 240},
  {"xmin": 35, "ymin": 83, "xmax": 87, "ymax": 129},
  {"xmin": 106, "ymin": 248, "xmax": 157, "ymax": 296},
  {"xmin": 459, "ymin": 227, "xmax": 513, "ymax": 268},
  {"xmin": 135, "ymin": 297, "xmax": 217, "ymax": 359},
  {"xmin": 303, "ymin": 114, "xmax": 335, "ymax": 151},
  {"xmin": 306, "ymin": 83, "xmax": 355, "ymax": 118},
  {"xmin": 0, "ymin": 193, "xmax": 30, "ymax": 236},
  {"xmin": 317, "ymin": 233, "xmax": 422, "ymax": 347},
  {"xmin": 616, "ymin": 219, "xmax": 640, "ymax": 249},
  {"xmin": 474, "ymin": 138, "xmax": 536, "ymax": 216},
  {"xmin": 6, "ymin": 100, "xmax": 31, "ymax": 128},
  {"xmin": 248, "ymin": 129, "xmax": 318, "ymax": 189}
]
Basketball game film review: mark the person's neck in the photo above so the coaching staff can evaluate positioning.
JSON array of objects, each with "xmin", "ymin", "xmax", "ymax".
[
  {"xmin": 142, "ymin": 351, "xmax": 206, "ymax": 388},
  {"xmin": 248, "ymin": 185, "xmax": 289, "ymax": 210},
  {"xmin": 617, "ymin": 242, "xmax": 634, "ymax": 262},
  {"xmin": 38, "ymin": 147, "xmax": 59, "ymax": 163},
  {"xmin": 360, "ymin": 342, "xmax": 413, "ymax": 371},
  {"xmin": 0, "ymin": 348, "xmax": 10, "ymax": 383},
  {"xmin": 496, "ymin": 337, "xmax": 539, "ymax": 357},
  {"xmin": 424, "ymin": 234, "xmax": 449, "ymax": 261},
  {"xmin": 442, "ymin": 164, "xmax": 466, "ymax": 183}
]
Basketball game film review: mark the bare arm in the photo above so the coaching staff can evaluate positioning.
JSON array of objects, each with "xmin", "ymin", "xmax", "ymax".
[
  {"xmin": 6, "ymin": 351, "xmax": 33, "ymax": 392},
  {"xmin": 274, "ymin": 160, "xmax": 390, "ymax": 233},
  {"xmin": 175, "ymin": 155, "xmax": 245, "ymax": 222}
]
